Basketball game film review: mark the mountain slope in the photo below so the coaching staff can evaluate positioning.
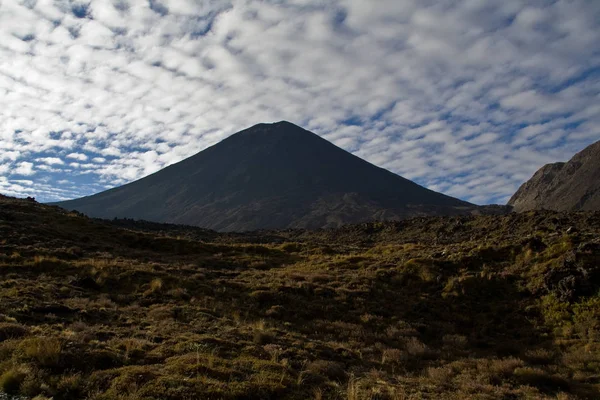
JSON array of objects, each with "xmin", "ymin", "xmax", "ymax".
[
  {"xmin": 509, "ymin": 140, "xmax": 600, "ymax": 212},
  {"xmin": 55, "ymin": 121, "xmax": 477, "ymax": 231}
]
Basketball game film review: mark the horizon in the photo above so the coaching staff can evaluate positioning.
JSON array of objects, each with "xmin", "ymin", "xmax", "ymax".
[{"xmin": 1, "ymin": 1, "xmax": 599, "ymax": 205}]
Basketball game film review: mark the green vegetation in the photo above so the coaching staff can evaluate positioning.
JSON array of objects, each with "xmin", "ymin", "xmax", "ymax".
[{"xmin": 0, "ymin": 195, "xmax": 599, "ymax": 399}]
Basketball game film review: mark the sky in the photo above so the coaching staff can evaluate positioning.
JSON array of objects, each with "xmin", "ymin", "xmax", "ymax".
[{"xmin": 0, "ymin": 0, "xmax": 599, "ymax": 205}]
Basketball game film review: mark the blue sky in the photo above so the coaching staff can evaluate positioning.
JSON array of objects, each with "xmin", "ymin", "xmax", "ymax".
[{"xmin": 0, "ymin": 0, "xmax": 599, "ymax": 205}]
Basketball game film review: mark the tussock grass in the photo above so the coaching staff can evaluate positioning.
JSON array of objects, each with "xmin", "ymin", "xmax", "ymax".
[{"xmin": 0, "ymin": 195, "xmax": 599, "ymax": 398}]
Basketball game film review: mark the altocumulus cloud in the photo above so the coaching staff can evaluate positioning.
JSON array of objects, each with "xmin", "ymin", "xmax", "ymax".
[{"xmin": 0, "ymin": 0, "xmax": 599, "ymax": 203}]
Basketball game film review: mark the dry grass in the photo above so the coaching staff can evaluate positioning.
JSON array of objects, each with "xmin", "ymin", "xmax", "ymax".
[{"xmin": 0, "ymin": 195, "xmax": 599, "ymax": 398}]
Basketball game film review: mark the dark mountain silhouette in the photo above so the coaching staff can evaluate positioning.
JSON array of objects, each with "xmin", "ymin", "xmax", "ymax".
[
  {"xmin": 508, "ymin": 140, "xmax": 600, "ymax": 212},
  {"xmin": 55, "ymin": 121, "xmax": 484, "ymax": 231}
]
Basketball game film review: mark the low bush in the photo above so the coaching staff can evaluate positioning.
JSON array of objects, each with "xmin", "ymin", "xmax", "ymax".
[
  {"xmin": 0, "ymin": 323, "xmax": 28, "ymax": 342},
  {"xmin": 18, "ymin": 337, "xmax": 62, "ymax": 368},
  {"xmin": 0, "ymin": 367, "xmax": 27, "ymax": 394}
]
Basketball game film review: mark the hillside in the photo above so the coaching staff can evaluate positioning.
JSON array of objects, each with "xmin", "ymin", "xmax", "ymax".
[
  {"xmin": 1, "ymin": 195, "xmax": 599, "ymax": 399},
  {"xmin": 54, "ymin": 121, "xmax": 483, "ymax": 231},
  {"xmin": 509, "ymin": 140, "xmax": 600, "ymax": 212}
]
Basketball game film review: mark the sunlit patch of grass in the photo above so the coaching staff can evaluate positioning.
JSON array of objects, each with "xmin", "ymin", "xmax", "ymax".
[{"xmin": 18, "ymin": 337, "xmax": 62, "ymax": 367}]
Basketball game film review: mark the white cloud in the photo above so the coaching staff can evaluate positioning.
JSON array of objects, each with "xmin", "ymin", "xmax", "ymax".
[
  {"xmin": 36, "ymin": 157, "xmax": 64, "ymax": 165},
  {"xmin": 67, "ymin": 153, "xmax": 89, "ymax": 161},
  {"xmin": 13, "ymin": 162, "xmax": 35, "ymax": 176},
  {"xmin": 0, "ymin": 151, "xmax": 20, "ymax": 162}
]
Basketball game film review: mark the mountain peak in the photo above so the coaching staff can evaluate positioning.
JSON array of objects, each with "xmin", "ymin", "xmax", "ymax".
[
  {"xmin": 226, "ymin": 121, "xmax": 315, "ymax": 145},
  {"xmin": 272, "ymin": 120, "xmax": 297, "ymax": 127},
  {"xmin": 244, "ymin": 120, "xmax": 301, "ymax": 131},
  {"xmin": 237, "ymin": 121, "xmax": 308, "ymax": 136},
  {"xmin": 55, "ymin": 122, "xmax": 478, "ymax": 231}
]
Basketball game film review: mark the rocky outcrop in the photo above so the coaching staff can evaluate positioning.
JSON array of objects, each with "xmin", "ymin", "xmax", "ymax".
[{"xmin": 508, "ymin": 141, "xmax": 600, "ymax": 212}]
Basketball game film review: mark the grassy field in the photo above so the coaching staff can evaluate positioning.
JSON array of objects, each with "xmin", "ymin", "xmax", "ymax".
[{"xmin": 0, "ymin": 195, "xmax": 599, "ymax": 399}]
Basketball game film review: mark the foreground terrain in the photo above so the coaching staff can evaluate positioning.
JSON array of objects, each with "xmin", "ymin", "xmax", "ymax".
[{"xmin": 0, "ymin": 195, "xmax": 599, "ymax": 399}]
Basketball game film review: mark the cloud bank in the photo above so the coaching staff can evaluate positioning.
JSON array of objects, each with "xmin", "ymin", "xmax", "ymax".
[{"xmin": 0, "ymin": 0, "xmax": 599, "ymax": 204}]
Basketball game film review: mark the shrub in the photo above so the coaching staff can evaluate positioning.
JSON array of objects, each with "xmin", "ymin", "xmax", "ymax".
[
  {"xmin": 81, "ymin": 349, "xmax": 123, "ymax": 371},
  {"xmin": 427, "ymin": 365, "xmax": 455, "ymax": 385},
  {"xmin": 404, "ymin": 337, "xmax": 431, "ymax": 358},
  {"xmin": 305, "ymin": 360, "xmax": 346, "ymax": 382},
  {"xmin": 111, "ymin": 338, "xmax": 152, "ymax": 362},
  {"xmin": 147, "ymin": 306, "xmax": 173, "ymax": 321},
  {"xmin": 544, "ymin": 238, "xmax": 573, "ymax": 260},
  {"xmin": 442, "ymin": 334, "xmax": 468, "ymax": 349},
  {"xmin": 0, "ymin": 368, "xmax": 27, "ymax": 394},
  {"xmin": 144, "ymin": 278, "xmax": 164, "ymax": 296},
  {"xmin": 487, "ymin": 357, "xmax": 524, "ymax": 379},
  {"xmin": 150, "ymin": 278, "xmax": 163, "ymax": 292},
  {"xmin": 523, "ymin": 348, "xmax": 555, "ymax": 365},
  {"xmin": 265, "ymin": 305, "xmax": 285, "ymax": 319},
  {"xmin": 381, "ymin": 348, "xmax": 403, "ymax": 365},
  {"xmin": 56, "ymin": 373, "xmax": 85, "ymax": 398},
  {"xmin": 253, "ymin": 331, "xmax": 273, "ymax": 345},
  {"xmin": 0, "ymin": 323, "xmax": 28, "ymax": 342},
  {"xmin": 69, "ymin": 321, "xmax": 88, "ymax": 333},
  {"xmin": 513, "ymin": 367, "xmax": 570, "ymax": 392},
  {"xmin": 243, "ymin": 245, "xmax": 271, "ymax": 255},
  {"xmin": 541, "ymin": 294, "xmax": 571, "ymax": 330},
  {"xmin": 167, "ymin": 287, "xmax": 190, "ymax": 300},
  {"xmin": 402, "ymin": 259, "xmax": 437, "ymax": 283},
  {"xmin": 32, "ymin": 256, "xmax": 64, "ymax": 269},
  {"xmin": 19, "ymin": 372, "xmax": 44, "ymax": 397},
  {"xmin": 280, "ymin": 243, "xmax": 302, "ymax": 253},
  {"xmin": 572, "ymin": 296, "xmax": 600, "ymax": 340},
  {"xmin": 19, "ymin": 337, "xmax": 62, "ymax": 367},
  {"xmin": 263, "ymin": 344, "xmax": 283, "ymax": 362},
  {"xmin": 313, "ymin": 245, "xmax": 335, "ymax": 255},
  {"xmin": 0, "ymin": 340, "xmax": 18, "ymax": 360},
  {"xmin": 249, "ymin": 290, "xmax": 277, "ymax": 305},
  {"xmin": 248, "ymin": 260, "xmax": 270, "ymax": 270},
  {"xmin": 562, "ymin": 344, "xmax": 600, "ymax": 372}
]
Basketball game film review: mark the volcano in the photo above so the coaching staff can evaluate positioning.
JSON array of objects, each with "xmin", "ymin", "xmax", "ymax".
[{"xmin": 55, "ymin": 121, "xmax": 480, "ymax": 231}]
